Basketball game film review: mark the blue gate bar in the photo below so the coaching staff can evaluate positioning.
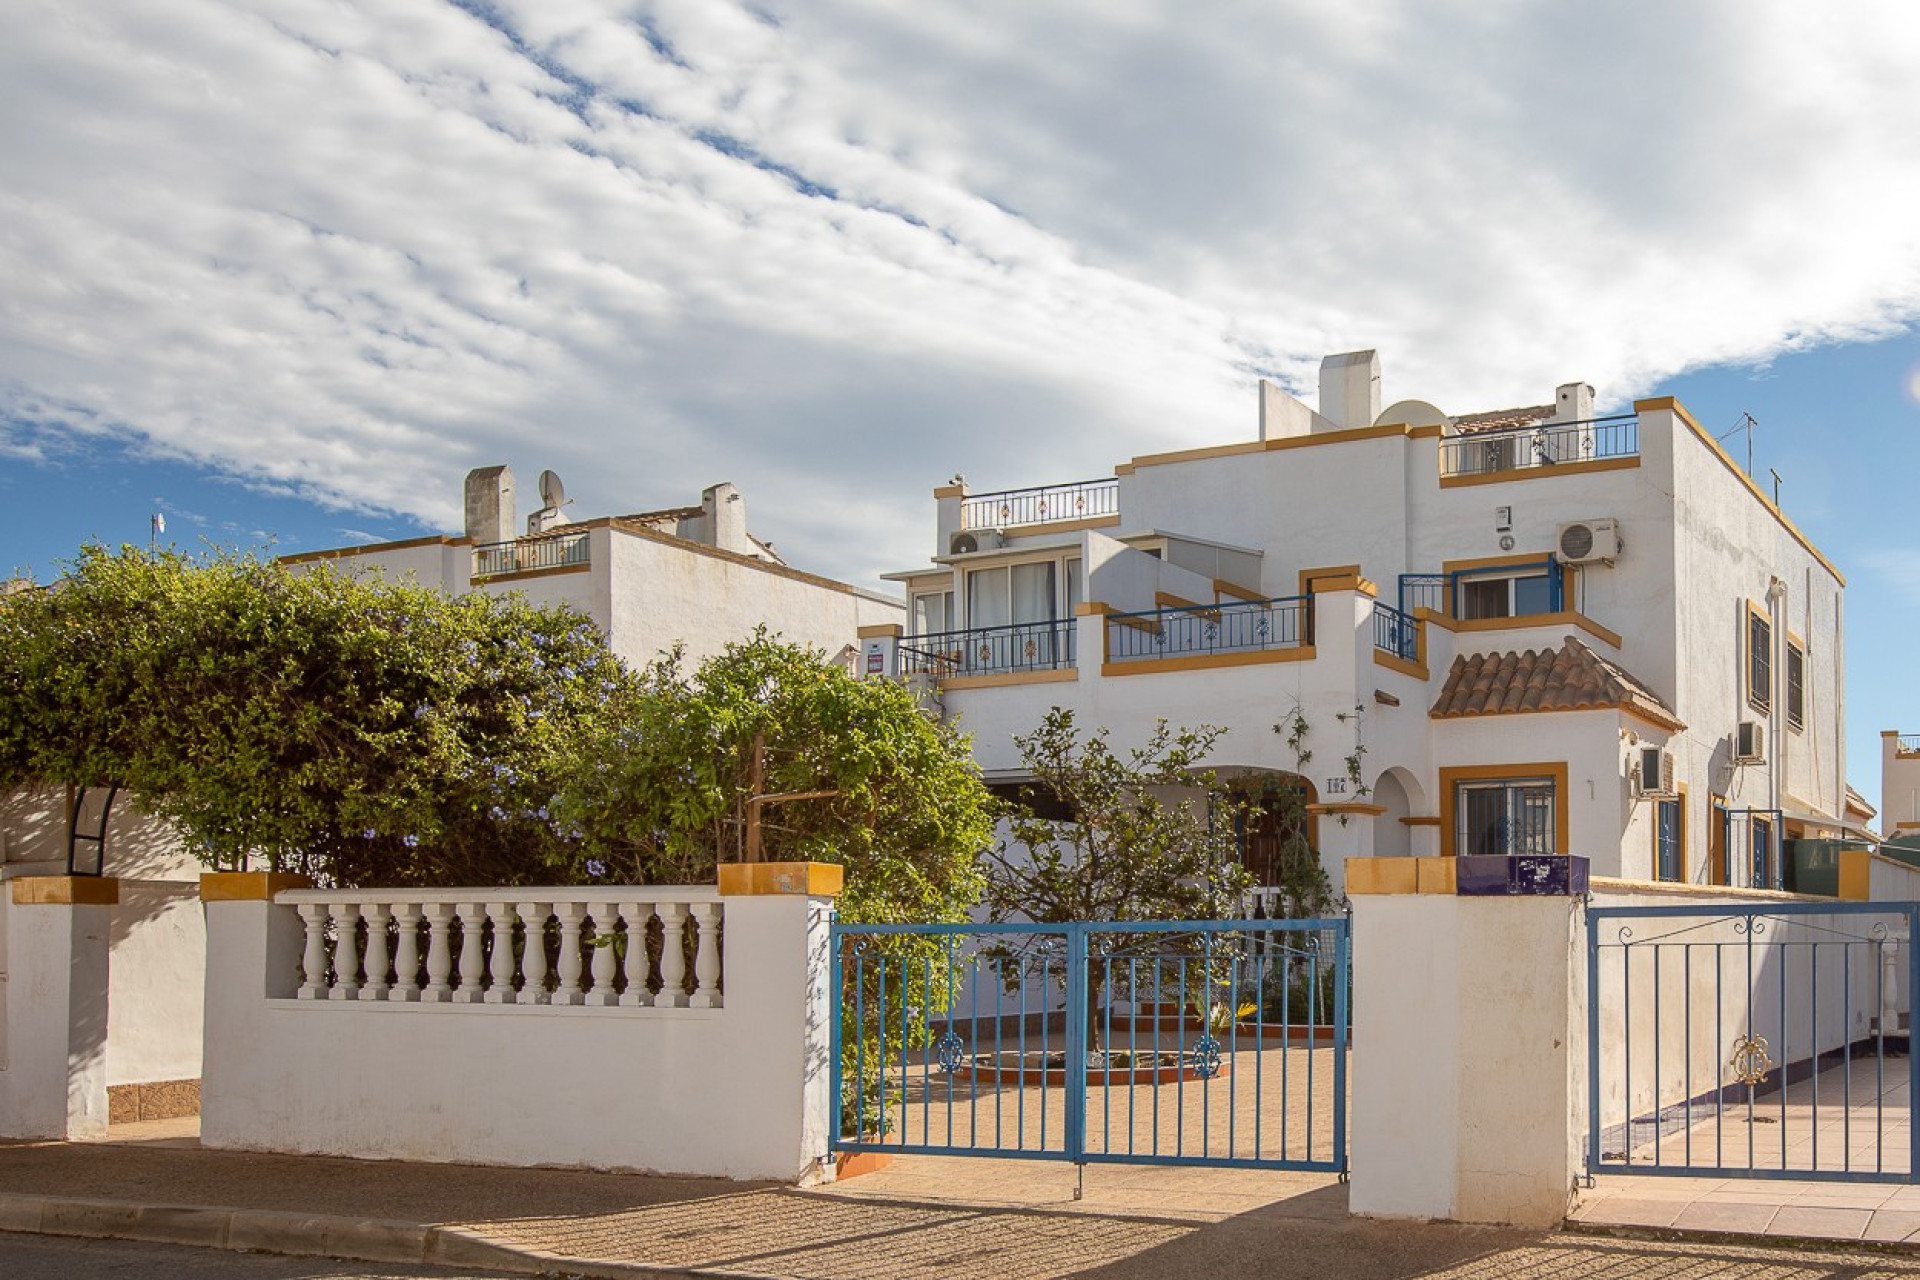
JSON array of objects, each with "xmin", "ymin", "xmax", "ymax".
[{"xmin": 1587, "ymin": 899, "xmax": 1920, "ymax": 1185}]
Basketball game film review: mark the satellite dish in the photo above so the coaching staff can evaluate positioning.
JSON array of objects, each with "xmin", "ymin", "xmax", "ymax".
[{"xmin": 538, "ymin": 470, "xmax": 568, "ymax": 509}]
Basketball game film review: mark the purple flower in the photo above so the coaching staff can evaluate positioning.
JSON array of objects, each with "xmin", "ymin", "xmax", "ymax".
[
  {"xmin": 402, "ymin": 834, "xmax": 419, "ymax": 849},
  {"xmin": 586, "ymin": 859, "xmax": 608, "ymax": 878}
]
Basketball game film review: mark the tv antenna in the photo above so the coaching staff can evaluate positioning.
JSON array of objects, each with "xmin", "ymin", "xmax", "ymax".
[{"xmin": 1717, "ymin": 413, "xmax": 1758, "ymax": 476}]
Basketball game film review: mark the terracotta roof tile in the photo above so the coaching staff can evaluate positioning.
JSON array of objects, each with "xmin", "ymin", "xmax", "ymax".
[
  {"xmin": 1452, "ymin": 404, "xmax": 1556, "ymax": 435},
  {"xmin": 1430, "ymin": 636, "xmax": 1683, "ymax": 730}
]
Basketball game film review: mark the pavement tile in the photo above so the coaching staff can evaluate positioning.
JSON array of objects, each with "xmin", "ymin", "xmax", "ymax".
[
  {"xmin": 1670, "ymin": 1201, "xmax": 1778, "ymax": 1233},
  {"xmin": 1863, "ymin": 1209, "xmax": 1920, "ymax": 1242},
  {"xmin": 1766, "ymin": 1203, "xmax": 1874, "ymax": 1240},
  {"xmin": 1566, "ymin": 1197, "xmax": 1687, "ymax": 1228}
]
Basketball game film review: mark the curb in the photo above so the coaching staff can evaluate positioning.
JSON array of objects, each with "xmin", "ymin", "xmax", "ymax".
[
  {"xmin": 0, "ymin": 1191, "xmax": 771, "ymax": 1279},
  {"xmin": 1561, "ymin": 1217, "xmax": 1920, "ymax": 1259}
]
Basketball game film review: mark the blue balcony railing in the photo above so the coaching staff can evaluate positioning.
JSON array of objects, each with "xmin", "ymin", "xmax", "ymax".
[
  {"xmin": 1439, "ymin": 415, "xmax": 1638, "ymax": 479},
  {"xmin": 901, "ymin": 619, "xmax": 1077, "ymax": 678},
  {"xmin": 960, "ymin": 477, "xmax": 1118, "ymax": 531},
  {"xmin": 1106, "ymin": 596, "xmax": 1311, "ymax": 664},
  {"xmin": 472, "ymin": 530, "xmax": 590, "ymax": 579},
  {"xmin": 1372, "ymin": 602, "xmax": 1418, "ymax": 662}
]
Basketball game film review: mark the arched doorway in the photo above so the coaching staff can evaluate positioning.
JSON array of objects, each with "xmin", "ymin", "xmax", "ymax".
[{"xmin": 1227, "ymin": 772, "xmax": 1327, "ymax": 917}]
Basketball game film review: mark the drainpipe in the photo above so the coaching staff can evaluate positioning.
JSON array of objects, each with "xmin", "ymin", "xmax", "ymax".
[{"xmin": 1766, "ymin": 577, "xmax": 1788, "ymax": 863}]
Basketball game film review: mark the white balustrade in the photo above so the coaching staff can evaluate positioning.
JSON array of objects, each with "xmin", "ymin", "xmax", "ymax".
[{"xmin": 274, "ymin": 888, "xmax": 725, "ymax": 1013}]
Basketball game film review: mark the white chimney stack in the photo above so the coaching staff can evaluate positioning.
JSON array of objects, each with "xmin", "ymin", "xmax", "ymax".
[
  {"xmin": 1319, "ymin": 350, "xmax": 1381, "ymax": 430},
  {"xmin": 464, "ymin": 466, "xmax": 515, "ymax": 545}
]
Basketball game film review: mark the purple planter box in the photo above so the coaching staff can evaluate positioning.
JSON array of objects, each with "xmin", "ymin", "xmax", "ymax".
[{"xmin": 1455, "ymin": 854, "xmax": 1590, "ymax": 896}]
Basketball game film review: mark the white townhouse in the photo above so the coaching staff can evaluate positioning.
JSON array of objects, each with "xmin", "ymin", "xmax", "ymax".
[
  {"xmin": 283, "ymin": 466, "xmax": 904, "ymax": 670},
  {"xmin": 871, "ymin": 350, "xmax": 1865, "ymax": 900}
]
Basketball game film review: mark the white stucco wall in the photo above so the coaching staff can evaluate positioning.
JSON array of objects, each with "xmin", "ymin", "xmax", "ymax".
[
  {"xmin": 201, "ymin": 891, "xmax": 835, "ymax": 1180},
  {"xmin": 106, "ymin": 881, "xmax": 204, "ymax": 1087}
]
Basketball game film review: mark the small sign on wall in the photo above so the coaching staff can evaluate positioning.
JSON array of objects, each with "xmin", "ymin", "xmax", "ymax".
[{"xmin": 861, "ymin": 638, "xmax": 895, "ymax": 679}]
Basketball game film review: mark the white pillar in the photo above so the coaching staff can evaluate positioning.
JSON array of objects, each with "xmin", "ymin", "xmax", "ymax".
[
  {"xmin": 0, "ymin": 878, "xmax": 116, "ymax": 1139},
  {"xmin": 1349, "ymin": 885, "xmax": 1584, "ymax": 1227},
  {"xmin": 199, "ymin": 873, "xmax": 309, "ymax": 1151}
]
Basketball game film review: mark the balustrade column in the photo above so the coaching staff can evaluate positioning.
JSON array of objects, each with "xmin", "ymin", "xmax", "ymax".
[
  {"xmin": 454, "ymin": 902, "xmax": 487, "ymax": 1003},
  {"xmin": 655, "ymin": 902, "xmax": 689, "ymax": 1008},
  {"xmin": 483, "ymin": 902, "xmax": 519, "ymax": 1004},
  {"xmin": 297, "ymin": 904, "xmax": 329, "ymax": 1000},
  {"xmin": 392, "ymin": 904, "xmax": 423, "ymax": 1001},
  {"xmin": 618, "ymin": 902, "xmax": 652, "ymax": 1007},
  {"xmin": 361, "ymin": 904, "xmax": 392, "ymax": 1000},
  {"xmin": 329, "ymin": 904, "xmax": 361, "ymax": 1001},
  {"xmin": 422, "ymin": 905, "xmax": 455, "ymax": 1002},
  {"xmin": 554, "ymin": 903, "xmax": 586, "ymax": 1005},
  {"xmin": 584, "ymin": 903, "xmax": 620, "ymax": 1007},
  {"xmin": 517, "ymin": 902, "xmax": 550, "ymax": 1004},
  {"xmin": 689, "ymin": 902, "xmax": 723, "ymax": 1009}
]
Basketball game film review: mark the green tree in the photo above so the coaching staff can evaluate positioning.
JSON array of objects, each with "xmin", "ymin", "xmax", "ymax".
[
  {"xmin": 0, "ymin": 543, "xmax": 632, "ymax": 885},
  {"xmin": 551, "ymin": 630, "xmax": 992, "ymax": 924},
  {"xmin": 982, "ymin": 708, "xmax": 1254, "ymax": 1049}
]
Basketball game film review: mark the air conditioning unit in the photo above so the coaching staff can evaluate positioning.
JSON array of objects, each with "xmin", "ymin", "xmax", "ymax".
[
  {"xmin": 1634, "ymin": 746, "xmax": 1676, "ymax": 798},
  {"xmin": 948, "ymin": 529, "xmax": 1003, "ymax": 556},
  {"xmin": 1734, "ymin": 720, "xmax": 1766, "ymax": 765},
  {"xmin": 1557, "ymin": 518, "xmax": 1621, "ymax": 565}
]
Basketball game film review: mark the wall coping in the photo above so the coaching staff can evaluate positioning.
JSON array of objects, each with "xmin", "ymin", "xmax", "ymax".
[
  {"xmin": 718, "ymin": 862, "xmax": 844, "ymax": 897},
  {"xmin": 201, "ymin": 872, "xmax": 315, "ymax": 901},
  {"xmin": 9, "ymin": 875, "xmax": 120, "ymax": 906}
]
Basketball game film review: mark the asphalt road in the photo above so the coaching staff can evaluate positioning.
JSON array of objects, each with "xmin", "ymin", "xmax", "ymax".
[{"xmin": 0, "ymin": 1234, "xmax": 530, "ymax": 1280}]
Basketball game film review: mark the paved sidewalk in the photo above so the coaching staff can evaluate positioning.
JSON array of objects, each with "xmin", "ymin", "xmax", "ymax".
[{"xmin": 11, "ymin": 1127, "xmax": 1920, "ymax": 1278}]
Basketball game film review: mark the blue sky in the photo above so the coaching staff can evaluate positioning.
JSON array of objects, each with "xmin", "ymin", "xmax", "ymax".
[{"xmin": 3, "ymin": 1, "xmax": 1918, "ymax": 808}]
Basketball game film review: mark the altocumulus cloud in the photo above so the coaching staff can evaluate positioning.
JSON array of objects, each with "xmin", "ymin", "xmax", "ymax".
[{"xmin": 2, "ymin": 0, "xmax": 1918, "ymax": 583}]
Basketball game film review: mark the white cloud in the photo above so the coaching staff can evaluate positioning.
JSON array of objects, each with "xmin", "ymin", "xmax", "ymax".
[{"xmin": 3, "ymin": 0, "xmax": 1920, "ymax": 584}]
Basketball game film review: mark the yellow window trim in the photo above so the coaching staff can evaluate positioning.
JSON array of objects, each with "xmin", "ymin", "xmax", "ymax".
[{"xmin": 1438, "ymin": 762, "xmax": 1571, "ymax": 858}]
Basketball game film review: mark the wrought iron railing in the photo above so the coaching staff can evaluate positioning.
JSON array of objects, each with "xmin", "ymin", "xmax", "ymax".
[
  {"xmin": 471, "ymin": 530, "xmax": 590, "ymax": 579},
  {"xmin": 1898, "ymin": 734, "xmax": 1920, "ymax": 757},
  {"xmin": 1371, "ymin": 602, "xmax": 1418, "ymax": 662},
  {"xmin": 960, "ymin": 477, "xmax": 1118, "ymax": 530},
  {"xmin": 1397, "ymin": 574, "xmax": 1448, "ymax": 617},
  {"xmin": 1440, "ymin": 415, "xmax": 1638, "ymax": 479},
  {"xmin": 900, "ymin": 619, "xmax": 1077, "ymax": 677},
  {"xmin": 1105, "ymin": 596, "xmax": 1310, "ymax": 663}
]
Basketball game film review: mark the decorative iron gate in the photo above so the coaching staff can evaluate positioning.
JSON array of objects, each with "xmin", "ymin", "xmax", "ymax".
[
  {"xmin": 829, "ymin": 918, "xmax": 1348, "ymax": 1172},
  {"xmin": 1588, "ymin": 899, "xmax": 1920, "ymax": 1183}
]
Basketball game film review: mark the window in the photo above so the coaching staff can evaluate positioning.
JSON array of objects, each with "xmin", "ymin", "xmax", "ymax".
[
  {"xmin": 911, "ymin": 589, "xmax": 953, "ymax": 637},
  {"xmin": 964, "ymin": 557, "xmax": 1080, "ymax": 630},
  {"xmin": 1786, "ymin": 640, "xmax": 1805, "ymax": 731},
  {"xmin": 1455, "ymin": 777, "xmax": 1556, "ymax": 856},
  {"xmin": 1460, "ymin": 572, "xmax": 1556, "ymax": 620},
  {"xmin": 1750, "ymin": 815, "xmax": 1774, "ymax": 889},
  {"xmin": 1655, "ymin": 795, "xmax": 1684, "ymax": 882},
  {"xmin": 1747, "ymin": 606, "xmax": 1772, "ymax": 714}
]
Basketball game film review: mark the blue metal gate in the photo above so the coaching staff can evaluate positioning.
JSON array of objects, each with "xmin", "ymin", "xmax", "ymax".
[
  {"xmin": 1588, "ymin": 899, "xmax": 1920, "ymax": 1183},
  {"xmin": 830, "ymin": 918, "xmax": 1348, "ymax": 1171}
]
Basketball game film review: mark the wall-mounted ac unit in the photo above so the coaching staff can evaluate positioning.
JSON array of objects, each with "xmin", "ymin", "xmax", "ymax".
[
  {"xmin": 948, "ymin": 529, "xmax": 1003, "ymax": 556},
  {"xmin": 1634, "ymin": 746, "xmax": 1676, "ymax": 798},
  {"xmin": 1557, "ymin": 518, "xmax": 1621, "ymax": 565},
  {"xmin": 1734, "ymin": 720, "xmax": 1766, "ymax": 765}
]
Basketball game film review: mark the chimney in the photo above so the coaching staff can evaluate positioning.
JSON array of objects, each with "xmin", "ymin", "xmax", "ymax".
[
  {"xmin": 1554, "ymin": 382, "xmax": 1595, "ymax": 423},
  {"xmin": 464, "ymin": 466, "xmax": 515, "ymax": 545},
  {"xmin": 702, "ymin": 482, "xmax": 751, "ymax": 556},
  {"xmin": 1318, "ymin": 350, "xmax": 1381, "ymax": 429}
]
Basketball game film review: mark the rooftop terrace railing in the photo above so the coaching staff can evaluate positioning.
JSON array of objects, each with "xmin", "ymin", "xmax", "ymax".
[
  {"xmin": 1372, "ymin": 601, "xmax": 1419, "ymax": 662},
  {"xmin": 1899, "ymin": 734, "xmax": 1920, "ymax": 756},
  {"xmin": 960, "ymin": 477, "xmax": 1118, "ymax": 531},
  {"xmin": 1439, "ymin": 415, "xmax": 1638, "ymax": 479},
  {"xmin": 1105, "ymin": 595, "xmax": 1310, "ymax": 664},
  {"xmin": 472, "ymin": 530, "xmax": 590, "ymax": 579},
  {"xmin": 901, "ymin": 618, "xmax": 1076, "ymax": 678}
]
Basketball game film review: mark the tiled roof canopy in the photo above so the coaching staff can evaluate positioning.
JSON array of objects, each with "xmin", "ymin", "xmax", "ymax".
[
  {"xmin": 1451, "ymin": 404, "xmax": 1556, "ymax": 434},
  {"xmin": 1431, "ymin": 636, "xmax": 1684, "ymax": 731}
]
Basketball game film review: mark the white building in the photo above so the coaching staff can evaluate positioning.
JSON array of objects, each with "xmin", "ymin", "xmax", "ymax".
[
  {"xmin": 283, "ymin": 467, "xmax": 903, "ymax": 669},
  {"xmin": 875, "ymin": 350, "xmax": 1865, "ymax": 898}
]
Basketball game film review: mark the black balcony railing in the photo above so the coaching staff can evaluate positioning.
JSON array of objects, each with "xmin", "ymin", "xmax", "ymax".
[
  {"xmin": 471, "ymin": 531, "xmax": 590, "ymax": 579},
  {"xmin": 960, "ymin": 477, "xmax": 1118, "ymax": 531},
  {"xmin": 1439, "ymin": 415, "xmax": 1638, "ymax": 479},
  {"xmin": 1105, "ymin": 596, "xmax": 1311, "ymax": 663},
  {"xmin": 900, "ymin": 619, "xmax": 1077, "ymax": 677},
  {"xmin": 1372, "ymin": 601, "xmax": 1418, "ymax": 662}
]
